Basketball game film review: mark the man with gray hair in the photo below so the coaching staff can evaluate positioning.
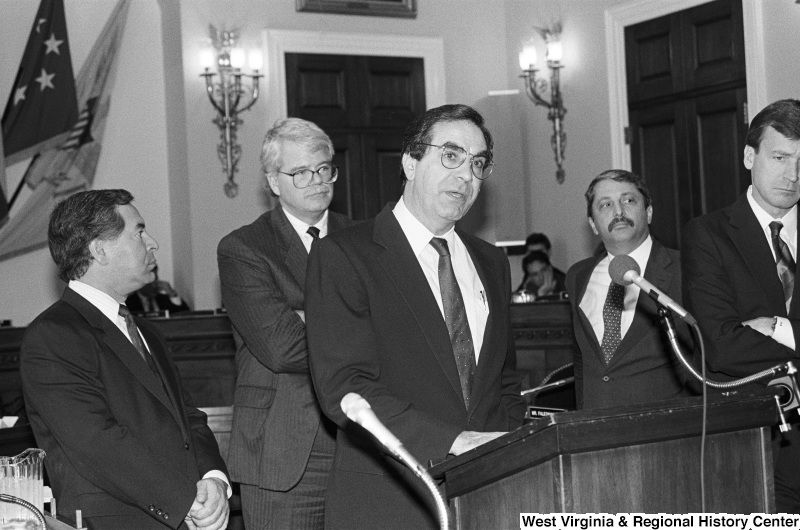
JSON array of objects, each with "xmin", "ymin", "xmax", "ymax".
[{"xmin": 218, "ymin": 118, "xmax": 353, "ymax": 528}]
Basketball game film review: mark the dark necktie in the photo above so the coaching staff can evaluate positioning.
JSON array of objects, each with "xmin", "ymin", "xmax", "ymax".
[
  {"xmin": 429, "ymin": 237, "xmax": 476, "ymax": 409},
  {"xmin": 600, "ymin": 282, "xmax": 626, "ymax": 364},
  {"xmin": 770, "ymin": 221, "xmax": 796, "ymax": 312},
  {"xmin": 118, "ymin": 304, "xmax": 160, "ymax": 378},
  {"xmin": 307, "ymin": 226, "xmax": 320, "ymax": 253}
]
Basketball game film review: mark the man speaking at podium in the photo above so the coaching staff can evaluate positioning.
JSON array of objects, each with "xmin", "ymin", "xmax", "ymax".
[
  {"xmin": 21, "ymin": 190, "xmax": 229, "ymax": 529},
  {"xmin": 682, "ymin": 99, "xmax": 800, "ymax": 512},
  {"xmin": 566, "ymin": 170, "xmax": 692, "ymax": 410},
  {"xmin": 306, "ymin": 104, "xmax": 525, "ymax": 529}
]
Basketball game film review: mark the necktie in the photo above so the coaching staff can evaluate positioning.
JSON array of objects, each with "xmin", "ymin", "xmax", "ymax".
[
  {"xmin": 307, "ymin": 226, "xmax": 320, "ymax": 240},
  {"xmin": 429, "ymin": 237, "xmax": 476, "ymax": 409},
  {"xmin": 770, "ymin": 221, "xmax": 796, "ymax": 312},
  {"xmin": 118, "ymin": 304, "xmax": 160, "ymax": 378},
  {"xmin": 600, "ymin": 282, "xmax": 626, "ymax": 364}
]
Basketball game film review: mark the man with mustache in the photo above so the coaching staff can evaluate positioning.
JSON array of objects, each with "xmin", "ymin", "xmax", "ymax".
[
  {"xmin": 306, "ymin": 104, "xmax": 525, "ymax": 529},
  {"xmin": 218, "ymin": 118, "xmax": 353, "ymax": 529},
  {"xmin": 682, "ymin": 99, "xmax": 800, "ymax": 512},
  {"xmin": 566, "ymin": 170, "xmax": 693, "ymax": 409},
  {"xmin": 21, "ymin": 189, "xmax": 230, "ymax": 529}
]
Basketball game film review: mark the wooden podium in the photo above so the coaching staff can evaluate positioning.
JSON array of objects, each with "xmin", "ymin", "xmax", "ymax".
[{"xmin": 430, "ymin": 390, "xmax": 779, "ymax": 528}]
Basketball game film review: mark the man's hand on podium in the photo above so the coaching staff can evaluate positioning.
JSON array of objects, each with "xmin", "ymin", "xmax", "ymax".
[{"xmin": 449, "ymin": 431, "xmax": 505, "ymax": 456}]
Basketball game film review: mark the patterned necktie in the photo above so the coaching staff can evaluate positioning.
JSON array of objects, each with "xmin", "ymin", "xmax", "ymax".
[
  {"xmin": 770, "ymin": 221, "xmax": 795, "ymax": 312},
  {"xmin": 600, "ymin": 282, "xmax": 626, "ymax": 364},
  {"xmin": 118, "ymin": 304, "xmax": 160, "ymax": 378},
  {"xmin": 429, "ymin": 237, "xmax": 476, "ymax": 409}
]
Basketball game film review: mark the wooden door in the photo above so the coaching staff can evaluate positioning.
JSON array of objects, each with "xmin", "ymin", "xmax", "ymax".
[
  {"xmin": 626, "ymin": 0, "xmax": 747, "ymax": 248},
  {"xmin": 286, "ymin": 53, "xmax": 425, "ymax": 220}
]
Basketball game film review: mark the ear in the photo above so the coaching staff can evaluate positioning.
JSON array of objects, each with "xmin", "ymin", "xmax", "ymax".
[
  {"xmin": 401, "ymin": 153, "xmax": 417, "ymax": 181},
  {"xmin": 89, "ymin": 239, "xmax": 109, "ymax": 266},
  {"xmin": 743, "ymin": 145, "xmax": 755, "ymax": 170},
  {"xmin": 588, "ymin": 216, "xmax": 599, "ymax": 236},
  {"xmin": 266, "ymin": 173, "xmax": 281, "ymax": 196},
  {"xmin": 646, "ymin": 204, "xmax": 653, "ymax": 225}
]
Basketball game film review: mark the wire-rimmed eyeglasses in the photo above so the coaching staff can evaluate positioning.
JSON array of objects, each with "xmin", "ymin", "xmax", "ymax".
[
  {"xmin": 278, "ymin": 164, "xmax": 339, "ymax": 189},
  {"xmin": 417, "ymin": 143, "xmax": 494, "ymax": 180}
]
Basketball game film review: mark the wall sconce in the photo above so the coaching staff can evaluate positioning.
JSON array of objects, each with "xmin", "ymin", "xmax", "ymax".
[
  {"xmin": 200, "ymin": 25, "xmax": 263, "ymax": 198},
  {"xmin": 519, "ymin": 23, "xmax": 566, "ymax": 184}
]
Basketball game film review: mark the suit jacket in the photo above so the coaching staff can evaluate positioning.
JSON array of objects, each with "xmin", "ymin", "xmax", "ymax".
[
  {"xmin": 682, "ymin": 193, "xmax": 800, "ymax": 379},
  {"xmin": 306, "ymin": 204, "xmax": 526, "ymax": 529},
  {"xmin": 566, "ymin": 240, "xmax": 692, "ymax": 410},
  {"xmin": 217, "ymin": 205, "xmax": 353, "ymax": 490},
  {"xmin": 20, "ymin": 287, "xmax": 227, "ymax": 529}
]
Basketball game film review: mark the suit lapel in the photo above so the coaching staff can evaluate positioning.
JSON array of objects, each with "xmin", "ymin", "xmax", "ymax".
[
  {"xmin": 729, "ymin": 195, "xmax": 787, "ymax": 314},
  {"xmin": 138, "ymin": 321, "xmax": 189, "ymax": 436},
  {"xmin": 272, "ymin": 205, "xmax": 310, "ymax": 290},
  {"xmin": 62, "ymin": 289, "xmax": 178, "ymax": 417},
  {"xmin": 460, "ymin": 235, "xmax": 501, "ymax": 413},
  {"xmin": 575, "ymin": 254, "xmax": 605, "ymax": 364},
  {"xmin": 373, "ymin": 206, "xmax": 464, "ymax": 404}
]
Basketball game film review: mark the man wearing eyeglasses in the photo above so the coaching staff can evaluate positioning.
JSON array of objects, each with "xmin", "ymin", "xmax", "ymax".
[
  {"xmin": 306, "ymin": 104, "xmax": 525, "ymax": 529},
  {"xmin": 217, "ymin": 118, "xmax": 353, "ymax": 529}
]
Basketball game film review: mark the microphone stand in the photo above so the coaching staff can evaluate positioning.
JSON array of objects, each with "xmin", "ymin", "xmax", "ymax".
[{"xmin": 658, "ymin": 306, "xmax": 799, "ymax": 423}]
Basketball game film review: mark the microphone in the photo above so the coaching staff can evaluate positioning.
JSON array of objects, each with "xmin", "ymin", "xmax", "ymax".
[
  {"xmin": 608, "ymin": 254, "xmax": 696, "ymax": 325},
  {"xmin": 341, "ymin": 393, "xmax": 404, "ymax": 455},
  {"xmin": 340, "ymin": 393, "xmax": 452, "ymax": 530}
]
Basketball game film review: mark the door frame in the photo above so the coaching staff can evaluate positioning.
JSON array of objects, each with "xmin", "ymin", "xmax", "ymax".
[
  {"xmin": 605, "ymin": 0, "xmax": 767, "ymax": 169},
  {"xmin": 263, "ymin": 29, "xmax": 445, "ymax": 129}
]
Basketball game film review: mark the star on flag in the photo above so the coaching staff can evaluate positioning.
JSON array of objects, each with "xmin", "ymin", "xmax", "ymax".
[
  {"xmin": 13, "ymin": 86, "xmax": 27, "ymax": 105},
  {"xmin": 35, "ymin": 69, "xmax": 55, "ymax": 91},
  {"xmin": 44, "ymin": 33, "xmax": 63, "ymax": 54}
]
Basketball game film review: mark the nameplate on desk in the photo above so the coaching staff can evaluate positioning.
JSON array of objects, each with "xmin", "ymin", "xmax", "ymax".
[{"xmin": 527, "ymin": 406, "xmax": 566, "ymax": 418}]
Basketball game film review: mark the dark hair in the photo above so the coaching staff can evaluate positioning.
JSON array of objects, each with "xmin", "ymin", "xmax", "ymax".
[
  {"xmin": 400, "ymin": 104, "xmax": 494, "ymax": 182},
  {"xmin": 522, "ymin": 250, "xmax": 551, "ymax": 275},
  {"xmin": 525, "ymin": 233, "xmax": 551, "ymax": 251},
  {"xmin": 584, "ymin": 169, "xmax": 652, "ymax": 218},
  {"xmin": 48, "ymin": 189, "xmax": 134, "ymax": 282},
  {"xmin": 746, "ymin": 99, "xmax": 800, "ymax": 151}
]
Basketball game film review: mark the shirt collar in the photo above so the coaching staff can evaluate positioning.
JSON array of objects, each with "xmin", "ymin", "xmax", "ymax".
[
  {"xmin": 69, "ymin": 279, "xmax": 125, "ymax": 323},
  {"xmin": 393, "ymin": 197, "xmax": 456, "ymax": 256},
  {"xmin": 604, "ymin": 234, "xmax": 653, "ymax": 277},
  {"xmin": 747, "ymin": 185, "xmax": 797, "ymax": 236},
  {"xmin": 283, "ymin": 206, "xmax": 329, "ymax": 239}
]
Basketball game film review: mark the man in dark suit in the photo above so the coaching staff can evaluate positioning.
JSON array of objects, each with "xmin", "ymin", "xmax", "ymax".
[
  {"xmin": 306, "ymin": 104, "xmax": 526, "ymax": 529},
  {"xmin": 20, "ymin": 189, "xmax": 229, "ymax": 530},
  {"xmin": 218, "ymin": 118, "xmax": 353, "ymax": 529},
  {"xmin": 566, "ymin": 170, "xmax": 692, "ymax": 410},
  {"xmin": 682, "ymin": 99, "xmax": 800, "ymax": 512}
]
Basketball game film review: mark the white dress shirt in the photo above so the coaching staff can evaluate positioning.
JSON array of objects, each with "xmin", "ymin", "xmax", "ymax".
[
  {"xmin": 393, "ymin": 198, "xmax": 489, "ymax": 362},
  {"xmin": 747, "ymin": 185, "xmax": 796, "ymax": 350},
  {"xmin": 68, "ymin": 280, "xmax": 232, "ymax": 494},
  {"xmin": 284, "ymin": 207, "xmax": 329, "ymax": 253},
  {"xmin": 580, "ymin": 236, "xmax": 653, "ymax": 344}
]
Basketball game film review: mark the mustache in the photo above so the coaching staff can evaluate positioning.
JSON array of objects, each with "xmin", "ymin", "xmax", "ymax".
[{"xmin": 608, "ymin": 215, "xmax": 634, "ymax": 231}]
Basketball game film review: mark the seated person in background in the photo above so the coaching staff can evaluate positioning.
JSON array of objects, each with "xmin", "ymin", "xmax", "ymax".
[
  {"xmin": 565, "ymin": 169, "xmax": 694, "ymax": 410},
  {"xmin": 125, "ymin": 265, "xmax": 190, "ymax": 314},
  {"xmin": 525, "ymin": 232, "xmax": 567, "ymax": 284},
  {"xmin": 517, "ymin": 250, "xmax": 566, "ymax": 297}
]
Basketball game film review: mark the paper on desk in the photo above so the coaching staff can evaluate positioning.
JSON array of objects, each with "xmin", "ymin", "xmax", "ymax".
[{"xmin": 0, "ymin": 416, "xmax": 19, "ymax": 428}]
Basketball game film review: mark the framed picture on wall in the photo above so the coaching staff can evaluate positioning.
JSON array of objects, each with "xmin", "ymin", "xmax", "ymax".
[{"xmin": 296, "ymin": 0, "xmax": 417, "ymax": 19}]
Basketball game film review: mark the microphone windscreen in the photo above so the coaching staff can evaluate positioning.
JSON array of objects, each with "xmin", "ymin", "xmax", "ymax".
[
  {"xmin": 609, "ymin": 254, "xmax": 640, "ymax": 286},
  {"xmin": 341, "ymin": 392, "xmax": 368, "ymax": 421}
]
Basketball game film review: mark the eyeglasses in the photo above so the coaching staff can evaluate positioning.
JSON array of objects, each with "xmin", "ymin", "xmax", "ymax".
[
  {"xmin": 278, "ymin": 164, "xmax": 339, "ymax": 189},
  {"xmin": 417, "ymin": 143, "xmax": 494, "ymax": 180}
]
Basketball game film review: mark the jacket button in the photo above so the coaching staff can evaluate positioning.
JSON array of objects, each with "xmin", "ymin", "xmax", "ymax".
[
  {"xmin": 184, "ymin": 443, "xmax": 190, "ymax": 450},
  {"xmin": 602, "ymin": 376, "xmax": 610, "ymax": 382},
  {"xmin": 157, "ymin": 509, "xmax": 163, "ymax": 516},
  {"xmin": 164, "ymin": 513, "xmax": 169, "ymax": 520},
  {"xmin": 149, "ymin": 505, "xmax": 155, "ymax": 512}
]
